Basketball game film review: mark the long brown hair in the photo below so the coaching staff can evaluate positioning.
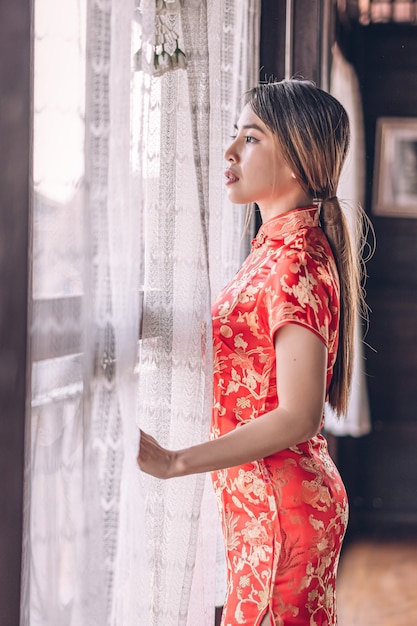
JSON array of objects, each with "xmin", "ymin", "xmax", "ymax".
[{"xmin": 247, "ymin": 79, "xmax": 369, "ymax": 416}]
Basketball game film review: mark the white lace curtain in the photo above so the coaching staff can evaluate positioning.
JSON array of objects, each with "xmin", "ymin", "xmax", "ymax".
[{"xmin": 24, "ymin": 1, "xmax": 260, "ymax": 625}]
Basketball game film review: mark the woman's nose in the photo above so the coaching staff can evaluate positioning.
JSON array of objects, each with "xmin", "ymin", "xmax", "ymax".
[{"xmin": 224, "ymin": 140, "xmax": 237, "ymax": 163}]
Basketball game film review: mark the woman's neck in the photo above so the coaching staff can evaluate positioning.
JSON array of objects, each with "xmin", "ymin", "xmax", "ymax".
[{"xmin": 258, "ymin": 190, "xmax": 314, "ymax": 223}]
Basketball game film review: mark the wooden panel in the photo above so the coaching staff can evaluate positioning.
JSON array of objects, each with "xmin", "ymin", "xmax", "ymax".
[
  {"xmin": 339, "ymin": 423, "xmax": 417, "ymax": 527},
  {"xmin": 365, "ymin": 286, "xmax": 417, "ymax": 424},
  {"xmin": 259, "ymin": 0, "xmax": 335, "ymax": 85},
  {"xmin": 292, "ymin": 0, "xmax": 322, "ymax": 83},
  {"xmin": 0, "ymin": 1, "xmax": 31, "ymax": 623},
  {"xmin": 259, "ymin": 0, "xmax": 286, "ymax": 80},
  {"xmin": 366, "ymin": 217, "xmax": 417, "ymax": 288}
]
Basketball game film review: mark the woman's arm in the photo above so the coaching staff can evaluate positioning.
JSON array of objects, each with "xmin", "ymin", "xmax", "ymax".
[{"xmin": 137, "ymin": 323, "xmax": 327, "ymax": 479}]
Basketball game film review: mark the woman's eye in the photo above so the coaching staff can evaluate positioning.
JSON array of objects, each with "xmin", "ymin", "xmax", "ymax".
[{"xmin": 228, "ymin": 134, "xmax": 258, "ymax": 144}]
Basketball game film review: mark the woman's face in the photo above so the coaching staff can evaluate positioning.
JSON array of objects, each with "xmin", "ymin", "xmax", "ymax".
[{"xmin": 224, "ymin": 104, "xmax": 304, "ymax": 219}]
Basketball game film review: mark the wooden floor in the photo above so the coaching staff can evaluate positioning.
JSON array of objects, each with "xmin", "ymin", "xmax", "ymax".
[{"xmin": 337, "ymin": 535, "xmax": 417, "ymax": 626}]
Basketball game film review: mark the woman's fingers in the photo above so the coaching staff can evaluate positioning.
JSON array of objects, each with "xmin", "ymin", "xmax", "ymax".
[{"xmin": 137, "ymin": 429, "xmax": 172, "ymax": 479}]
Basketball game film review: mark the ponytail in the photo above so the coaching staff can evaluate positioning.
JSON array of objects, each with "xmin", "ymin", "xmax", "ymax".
[
  {"xmin": 320, "ymin": 196, "xmax": 368, "ymax": 416},
  {"xmin": 247, "ymin": 79, "xmax": 372, "ymax": 416}
]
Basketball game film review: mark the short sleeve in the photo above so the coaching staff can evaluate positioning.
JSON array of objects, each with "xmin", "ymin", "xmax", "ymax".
[{"xmin": 259, "ymin": 249, "xmax": 338, "ymax": 348}]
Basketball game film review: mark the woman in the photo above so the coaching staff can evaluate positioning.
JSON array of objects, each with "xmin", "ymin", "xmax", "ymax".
[{"xmin": 138, "ymin": 79, "xmax": 366, "ymax": 625}]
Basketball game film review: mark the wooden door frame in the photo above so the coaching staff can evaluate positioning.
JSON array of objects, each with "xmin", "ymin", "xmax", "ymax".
[
  {"xmin": 0, "ymin": 1, "xmax": 31, "ymax": 623},
  {"xmin": 260, "ymin": 0, "xmax": 335, "ymax": 88}
]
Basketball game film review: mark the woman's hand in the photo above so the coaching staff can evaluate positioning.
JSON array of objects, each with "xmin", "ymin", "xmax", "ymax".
[{"xmin": 137, "ymin": 430, "xmax": 178, "ymax": 479}]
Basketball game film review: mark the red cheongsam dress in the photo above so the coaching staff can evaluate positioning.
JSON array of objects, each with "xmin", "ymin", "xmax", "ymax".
[{"xmin": 210, "ymin": 206, "xmax": 348, "ymax": 626}]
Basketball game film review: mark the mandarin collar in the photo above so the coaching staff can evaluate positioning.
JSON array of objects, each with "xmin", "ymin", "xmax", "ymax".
[{"xmin": 251, "ymin": 206, "xmax": 319, "ymax": 249}]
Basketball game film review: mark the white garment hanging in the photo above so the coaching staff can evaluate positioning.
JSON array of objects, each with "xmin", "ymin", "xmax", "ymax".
[{"xmin": 325, "ymin": 42, "xmax": 372, "ymax": 437}]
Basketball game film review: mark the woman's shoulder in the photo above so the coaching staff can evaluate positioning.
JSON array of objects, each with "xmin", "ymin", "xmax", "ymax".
[{"xmin": 271, "ymin": 224, "xmax": 334, "ymax": 268}]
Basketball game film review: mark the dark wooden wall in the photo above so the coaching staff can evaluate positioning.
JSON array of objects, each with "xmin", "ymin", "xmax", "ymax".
[
  {"xmin": 337, "ymin": 22, "xmax": 417, "ymax": 531},
  {"xmin": 259, "ymin": 0, "xmax": 286, "ymax": 80},
  {"xmin": 260, "ymin": 0, "xmax": 333, "ymax": 86},
  {"xmin": 0, "ymin": 1, "xmax": 31, "ymax": 624}
]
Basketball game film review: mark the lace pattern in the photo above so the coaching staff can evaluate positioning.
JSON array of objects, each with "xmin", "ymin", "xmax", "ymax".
[{"xmin": 25, "ymin": 1, "xmax": 261, "ymax": 624}]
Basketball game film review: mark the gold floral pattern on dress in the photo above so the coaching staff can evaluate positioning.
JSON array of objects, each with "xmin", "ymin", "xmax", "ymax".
[{"xmin": 211, "ymin": 207, "xmax": 348, "ymax": 625}]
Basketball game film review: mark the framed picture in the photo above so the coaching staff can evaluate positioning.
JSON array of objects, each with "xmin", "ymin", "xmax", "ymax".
[{"xmin": 372, "ymin": 117, "xmax": 417, "ymax": 218}]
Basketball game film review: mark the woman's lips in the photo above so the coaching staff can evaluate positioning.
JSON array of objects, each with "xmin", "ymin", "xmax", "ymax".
[{"xmin": 225, "ymin": 169, "xmax": 239, "ymax": 185}]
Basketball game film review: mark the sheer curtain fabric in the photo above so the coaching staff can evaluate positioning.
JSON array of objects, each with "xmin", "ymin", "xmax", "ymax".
[{"xmin": 25, "ymin": 1, "xmax": 261, "ymax": 625}]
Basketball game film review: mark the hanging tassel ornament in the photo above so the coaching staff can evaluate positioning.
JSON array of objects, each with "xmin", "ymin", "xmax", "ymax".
[{"xmin": 134, "ymin": 0, "xmax": 187, "ymax": 75}]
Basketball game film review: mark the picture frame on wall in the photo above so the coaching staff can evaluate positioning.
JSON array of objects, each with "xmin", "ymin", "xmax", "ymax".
[{"xmin": 372, "ymin": 117, "xmax": 417, "ymax": 218}]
